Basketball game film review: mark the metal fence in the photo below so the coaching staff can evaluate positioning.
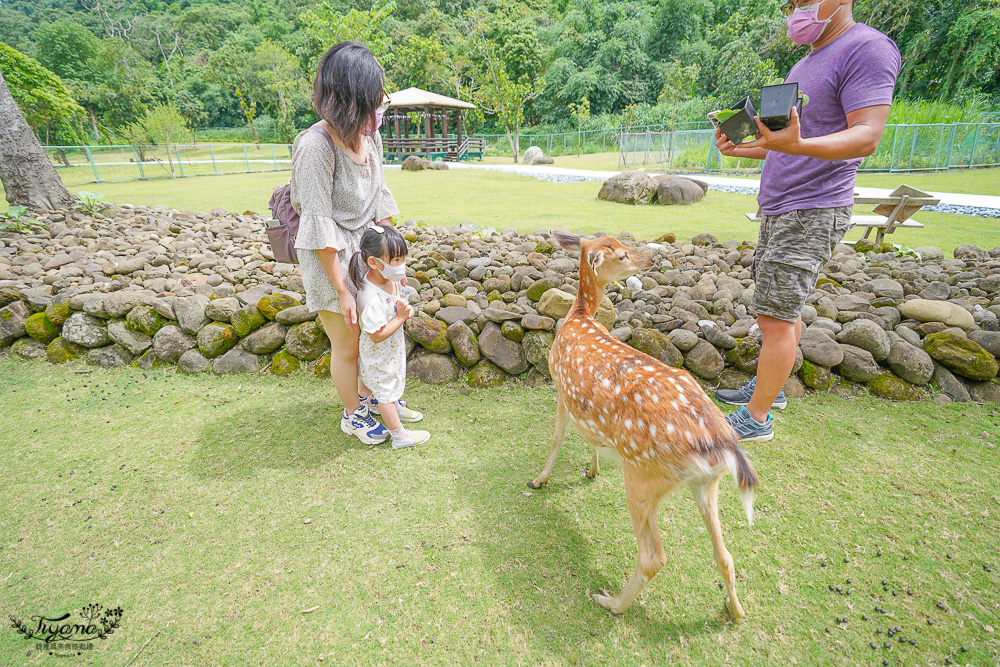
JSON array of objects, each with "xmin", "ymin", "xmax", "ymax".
[
  {"xmin": 620, "ymin": 122, "xmax": 1000, "ymax": 172},
  {"xmin": 44, "ymin": 121, "xmax": 1000, "ymax": 184},
  {"xmin": 43, "ymin": 143, "xmax": 294, "ymax": 185}
]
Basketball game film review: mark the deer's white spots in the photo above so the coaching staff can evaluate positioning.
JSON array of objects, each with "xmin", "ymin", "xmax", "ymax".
[
  {"xmin": 666, "ymin": 423, "xmax": 676, "ymax": 435},
  {"xmin": 650, "ymin": 424, "xmax": 657, "ymax": 437},
  {"xmin": 698, "ymin": 417, "xmax": 705, "ymax": 429},
  {"xmin": 671, "ymin": 401, "xmax": 679, "ymax": 410},
  {"xmin": 601, "ymin": 378, "xmax": 610, "ymax": 388},
  {"xmin": 643, "ymin": 365, "xmax": 655, "ymax": 372},
  {"xmin": 637, "ymin": 418, "xmax": 645, "ymax": 429},
  {"xmin": 624, "ymin": 418, "xmax": 632, "ymax": 429}
]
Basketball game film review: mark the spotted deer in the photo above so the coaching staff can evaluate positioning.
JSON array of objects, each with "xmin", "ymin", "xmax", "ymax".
[{"xmin": 528, "ymin": 230, "xmax": 758, "ymax": 619}]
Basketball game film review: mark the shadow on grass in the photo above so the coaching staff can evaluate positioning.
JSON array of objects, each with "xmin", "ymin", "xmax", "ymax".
[
  {"xmin": 467, "ymin": 460, "xmax": 732, "ymax": 658},
  {"xmin": 187, "ymin": 397, "xmax": 370, "ymax": 479}
]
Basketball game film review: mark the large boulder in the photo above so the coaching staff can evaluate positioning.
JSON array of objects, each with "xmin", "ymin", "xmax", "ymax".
[
  {"xmin": 257, "ymin": 293, "xmax": 301, "ymax": 320},
  {"xmin": 61, "ymin": 312, "xmax": 110, "ymax": 348},
  {"xmin": 654, "ymin": 176, "xmax": 706, "ymax": 205},
  {"xmin": 25, "ymin": 312, "xmax": 60, "ymax": 344},
  {"xmin": 173, "ymin": 295, "xmax": 211, "ymax": 334},
  {"xmin": 536, "ymin": 288, "xmax": 575, "ymax": 320},
  {"xmin": 0, "ymin": 300, "xmax": 30, "ymax": 347},
  {"xmin": 898, "ymin": 299, "xmax": 975, "ymax": 330},
  {"xmin": 242, "ymin": 322, "xmax": 287, "ymax": 354},
  {"xmin": 205, "ymin": 297, "xmax": 243, "ymax": 323},
  {"xmin": 407, "ymin": 353, "xmax": 460, "ymax": 384},
  {"xmin": 178, "ymin": 349, "xmax": 212, "ymax": 374},
  {"xmin": 86, "ymin": 344, "xmax": 134, "ymax": 368},
  {"xmin": 684, "ymin": 339, "xmax": 724, "ymax": 380},
  {"xmin": 108, "ymin": 319, "xmax": 153, "ymax": 355},
  {"xmin": 522, "ymin": 330, "xmax": 555, "ymax": 378},
  {"xmin": 886, "ymin": 339, "xmax": 934, "ymax": 385},
  {"xmin": 231, "ymin": 304, "xmax": 267, "ymax": 338},
  {"xmin": 799, "ymin": 329, "xmax": 844, "ymax": 367},
  {"xmin": 152, "ymin": 325, "xmax": 197, "ymax": 363},
  {"xmin": 868, "ymin": 373, "xmax": 926, "ymax": 401},
  {"xmin": 968, "ymin": 330, "xmax": 1000, "ymax": 358},
  {"xmin": 630, "ymin": 328, "xmax": 683, "ymax": 367},
  {"xmin": 598, "ymin": 170, "xmax": 659, "ymax": 205},
  {"xmin": 212, "ymin": 348, "xmax": 263, "ymax": 375},
  {"xmin": 125, "ymin": 304, "xmax": 166, "ymax": 336},
  {"xmin": 197, "ymin": 322, "xmax": 239, "ymax": 359},
  {"xmin": 405, "ymin": 316, "xmax": 451, "ymax": 354},
  {"xmin": 103, "ymin": 290, "xmax": 154, "ymax": 318},
  {"xmin": 478, "ymin": 321, "xmax": 528, "ymax": 374},
  {"xmin": 12, "ymin": 338, "xmax": 47, "ymax": 360},
  {"xmin": 834, "ymin": 344, "xmax": 879, "ymax": 383},
  {"xmin": 46, "ymin": 337, "xmax": 86, "ymax": 364},
  {"xmin": 445, "ymin": 322, "xmax": 480, "ymax": 367},
  {"xmin": 467, "ymin": 360, "xmax": 507, "ymax": 388},
  {"xmin": 401, "ymin": 155, "xmax": 429, "ymax": 171},
  {"xmin": 284, "ymin": 321, "xmax": 329, "ymax": 360},
  {"xmin": 923, "ymin": 331, "xmax": 998, "ymax": 381},
  {"xmin": 523, "ymin": 146, "xmax": 543, "ymax": 164},
  {"xmin": 836, "ymin": 319, "xmax": 891, "ymax": 361}
]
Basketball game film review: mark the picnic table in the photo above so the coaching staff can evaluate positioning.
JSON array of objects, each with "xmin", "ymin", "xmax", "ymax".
[{"xmin": 745, "ymin": 184, "xmax": 940, "ymax": 245}]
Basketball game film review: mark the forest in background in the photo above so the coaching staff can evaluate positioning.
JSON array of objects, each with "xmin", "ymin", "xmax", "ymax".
[{"xmin": 1, "ymin": 0, "xmax": 999, "ymax": 148}]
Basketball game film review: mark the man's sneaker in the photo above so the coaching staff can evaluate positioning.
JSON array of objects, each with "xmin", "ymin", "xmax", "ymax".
[
  {"xmin": 716, "ymin": 376, "xmax": 787, "ymax": 410},
  {"xmin": 725, "ymin": 406, "xmax": 775, "ymax": 443},
  {"xmin": 361, "ymin": 394, "xmax": 423, "ymax": 423},
  {"xmin": 391, "ymin": 429, "xmax": 430, "ymax": 449},
  {"xmin": 340, "ymin": 406, "xmax": 390, "ymax": 445}
]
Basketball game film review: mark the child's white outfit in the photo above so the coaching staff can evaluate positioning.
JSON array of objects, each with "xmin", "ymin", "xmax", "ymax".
[{"xmin": 357, "ymin": 280, "xmax": 407, "ymax": 404}]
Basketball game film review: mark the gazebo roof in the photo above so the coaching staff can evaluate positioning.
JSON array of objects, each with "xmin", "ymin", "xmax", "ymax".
[{"xmin": 386, "ymin": 87, "xmax": 476, "ymax": 110}]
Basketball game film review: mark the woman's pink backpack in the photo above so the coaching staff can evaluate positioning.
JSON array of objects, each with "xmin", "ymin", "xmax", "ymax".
[{"xmin": 266, "ymin": 124, "xmax": 338, "ymax": 263}]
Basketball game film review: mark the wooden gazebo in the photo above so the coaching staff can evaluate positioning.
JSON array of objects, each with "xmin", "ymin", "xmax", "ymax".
[{"xmin": 382, "ymin": 87, "xmax": 484, "ymax": 162}]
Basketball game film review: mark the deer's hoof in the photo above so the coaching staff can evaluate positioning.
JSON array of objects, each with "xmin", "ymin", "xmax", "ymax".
[
  {"xmin": 585, "ymin": 469, "xmax": 599, "ymax": 480},
  {"xmin": 725, "ymin": 594, "xmax": 746, "ymax": 620},
  {"xmin": 526, "ymin": 480, "xmax": 543, "ymax": 489},
  {"xmin": 591, "ymin": 589, "xmax": 623, "ymax": 615}
]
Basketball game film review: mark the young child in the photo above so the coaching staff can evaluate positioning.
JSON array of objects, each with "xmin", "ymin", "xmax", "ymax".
[{"xmin": 348, "ymin": 226, "xmax": 430, "ymax": 449}]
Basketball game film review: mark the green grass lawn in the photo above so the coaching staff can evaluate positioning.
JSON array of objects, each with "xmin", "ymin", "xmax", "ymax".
[
  {"xmin": 3, "ymin": 169, "xmax": 996, "ymax": 252},
  {"xmin": 1, "ymin": 357, "xmax": 998, "ymax": 665}
]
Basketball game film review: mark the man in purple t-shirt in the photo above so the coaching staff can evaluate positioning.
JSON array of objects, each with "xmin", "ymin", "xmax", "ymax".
[{"xmin": 714, "ymin": 0, "xmax": 901, "ymax": 442}]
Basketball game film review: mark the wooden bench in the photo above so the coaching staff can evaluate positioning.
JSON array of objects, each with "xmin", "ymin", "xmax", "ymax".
[{"xmin": 745, "ymin": 184, "xmax": 940, "ymax": 245}]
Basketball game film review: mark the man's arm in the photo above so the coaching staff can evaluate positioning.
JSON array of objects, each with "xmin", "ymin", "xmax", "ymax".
[{"xmin": 739, "ymin": 104, "xmax": 891, "ymax": 160}]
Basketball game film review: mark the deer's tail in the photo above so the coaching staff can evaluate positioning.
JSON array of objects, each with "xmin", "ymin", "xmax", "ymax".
[{"xmin": 722, "ymin": 446, "xmax": 759, "ymax": 527}]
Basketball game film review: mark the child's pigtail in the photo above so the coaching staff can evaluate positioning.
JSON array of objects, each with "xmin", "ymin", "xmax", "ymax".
[{"xmin": 348, "ymin": 249, "xmax": 368, "ymax": 291}]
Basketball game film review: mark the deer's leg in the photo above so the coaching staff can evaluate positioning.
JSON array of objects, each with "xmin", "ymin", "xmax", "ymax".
[
  {"xmin": 592, "ymin": 466, "xmax": 668, "ymax": 614},
  {"xmin": 527, "ymin": 393, "xmax": 569, "ymax": 489},
  {"xmin": 691, "ymin": 474, "xmax": 745, "ymax": 620},
  {"xmin": 586, "ymin": 447, "xmax": 600, "ymax": 479}
]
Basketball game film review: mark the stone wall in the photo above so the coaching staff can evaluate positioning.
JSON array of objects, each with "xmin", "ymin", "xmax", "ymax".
[{"xmin": 2, "ymin": 205, "xmax": 1000, "ymax": 404}]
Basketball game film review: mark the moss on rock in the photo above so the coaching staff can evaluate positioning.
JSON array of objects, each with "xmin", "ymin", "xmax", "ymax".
[
  {"xmin": 467, "ymin": 360, "xmax": 507, "ymax": 388},
  {"xmin": 257, "ymin": 293, "xmax": 301, "ymax": 320},
  {"xmin": 923, "ymin": 331, "xmax": 999, "ymax": 381},
  {"xmin": 125, "ymin": 304, "xmax": 166, "ymax": 336},
  {"xmin": 798, "ymin": 359, "xmax": 835, "ymax": 389},
  {"xmin": 501, "ymin": 320, "xmax": 524, "ymax": 343},
  {"xmin": 271, "ymin": 350, "xmax": 301, "ymax": 376},
  {"xmin": 46, "ymin": 337, "xmax": 86, "ymax": 364},
  {"xmin": 44, "ymin": 298, "xmax": 72, "ymax": 325},
  {"xmin": 404, "ymin": 316, "xmax": 451, "ymax": 354},
  {"xmin": 197, "ymin": 322, "xmax": 239, "ymax": 359},
  {"xmin": 314, "ymin": 353, "xmax": 331, "ymax": 378},
  {"xmin": 868, "ymin": 373, "xmax": 927, "ymax": 401},
  {"xmin": 25, "ymin": 312, "xmax": 60, "ymax": 344},
  {"xmin": 231, "ymin": 305, "xmax": 267, "ymax": 338}
]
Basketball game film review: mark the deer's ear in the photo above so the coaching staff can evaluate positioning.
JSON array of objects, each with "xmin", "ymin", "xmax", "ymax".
[
  {"xmin": 552, "ymin": 229, "xmax": 581, "ymax": 251},
  {"xmin": 588, "ymin": 251, "xmax": 604, "ymax": 272}
]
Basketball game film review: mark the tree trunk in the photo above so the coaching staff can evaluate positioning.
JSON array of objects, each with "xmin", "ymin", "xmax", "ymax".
[
  {"xmin": 0, "ymin": 71, "xmax": 74, "ymax": 210},
  {"xmin": 90, "ymin": 108, "xmax": 100, "ymax": 144}
]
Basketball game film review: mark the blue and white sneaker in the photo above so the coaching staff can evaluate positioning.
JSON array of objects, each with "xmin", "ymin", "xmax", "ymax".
[
  {"xmin": 725, "ymin": 406, "xmax": 775, "ymax": 443},
  {"xmin": 716, "ymin": 376, "xmax": 787, "ymax": 410},
  {"xmin": 340, "ymin": 406, "xmax": 390, "ymax": 444},
  {"xmin": 361, "ymin": 394, "xmax": 423, "ymax": 423}
]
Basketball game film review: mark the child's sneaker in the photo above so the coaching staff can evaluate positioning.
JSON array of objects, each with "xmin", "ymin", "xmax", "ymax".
[
  {"xmin": 724, "ymin": 406, "xmax": 774, "ymax": 443},
  {"xmin": 361, "ymin": 394, "xmax": 422, "ymax": 423},
  {"xmin": 340, "ymin": 406, "xmax": 390, "ymax": 445},
  {"xmin": 390, "ymin": 429, "xmax": 430, "ymax": 449}
]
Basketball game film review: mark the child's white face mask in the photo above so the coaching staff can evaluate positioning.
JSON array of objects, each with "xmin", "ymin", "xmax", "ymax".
[{"xmin": 374, "ymin": 257, "xmax": 406, "ymax": 283}]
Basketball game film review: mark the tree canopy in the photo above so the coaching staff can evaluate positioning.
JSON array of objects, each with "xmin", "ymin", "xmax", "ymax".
[{"xmin": 0, "ymin": 0, "xmax": 996, "ymax": 145}]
